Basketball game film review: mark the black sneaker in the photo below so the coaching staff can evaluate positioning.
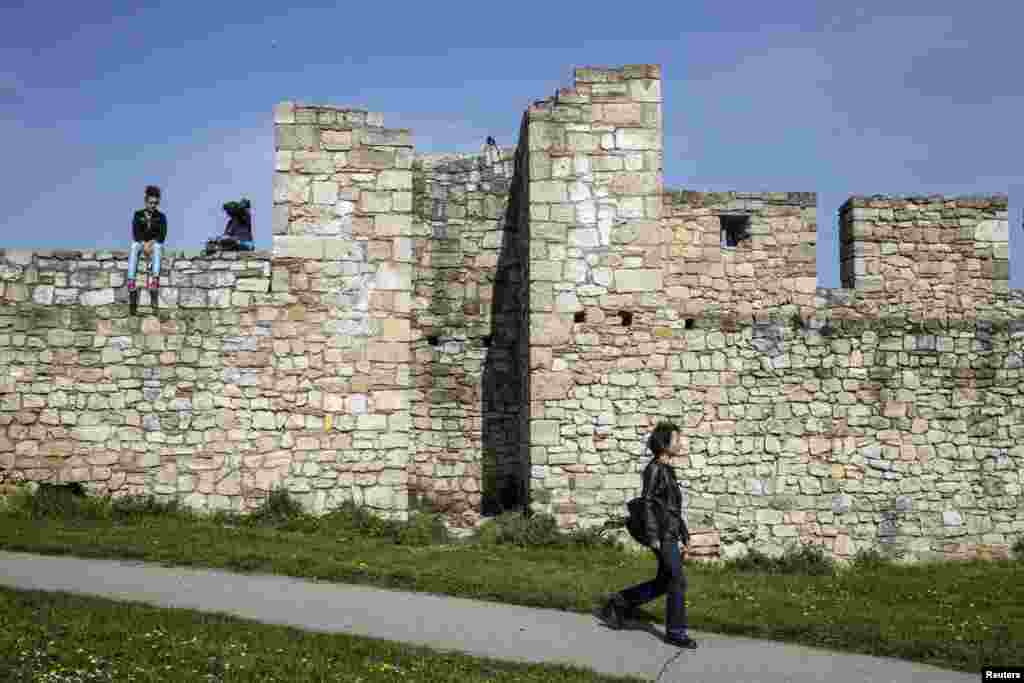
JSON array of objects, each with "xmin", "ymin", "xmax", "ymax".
[
  {"xmin": 665, "ymin": 633, "xmax": 698, "ymax": 649},
  {"xmin": 600, "ymin": 595, "xmax": 628, "ymax": 630}
]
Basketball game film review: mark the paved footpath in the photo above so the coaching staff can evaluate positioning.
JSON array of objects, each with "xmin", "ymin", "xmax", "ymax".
[{"xmin": 0, "ymin": 550, "xmax": 974, "ymax": 683}]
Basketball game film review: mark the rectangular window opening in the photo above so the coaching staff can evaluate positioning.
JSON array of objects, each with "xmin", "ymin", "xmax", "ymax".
[{"xmin": 720, "ymin": 215, "xmax": 750, "ymax": 248}]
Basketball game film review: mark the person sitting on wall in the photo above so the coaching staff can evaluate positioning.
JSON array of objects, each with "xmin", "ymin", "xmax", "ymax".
[
  {"xmin": 128, "ymin": 184, "xmax": 167, "ymax": 316},
  {"xmin": 205, "ymin": 198, "xmax": 254, "ymax": 254}
]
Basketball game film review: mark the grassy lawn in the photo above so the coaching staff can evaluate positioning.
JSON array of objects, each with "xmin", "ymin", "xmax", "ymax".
[
  {"xmin": 0, "ymin": 486, "xmax": 1022, "ymax": 674},
  {"xmin": 0, "ymin": 586, "xmax": 643, "ymax": 682}
]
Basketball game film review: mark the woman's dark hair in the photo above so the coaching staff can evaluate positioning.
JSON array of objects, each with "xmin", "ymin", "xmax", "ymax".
[
  {"xmin": 145, "ymin": 185, "xmax": 161, "ymax": 199},
  {"xmin": 648, "ymin": 421, "xmax": 680, "ymax": 456}
]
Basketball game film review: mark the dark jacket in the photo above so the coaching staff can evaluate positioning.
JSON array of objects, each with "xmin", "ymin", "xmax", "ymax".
[
  {"xmin": 641, "ymin": 459, "xmax": 689, "ymax": 546},
  {"xmin": 132, "ymin": 209, "xmax": 167, "ymax": 243},
  {"xmin": 223, "ymin": 215, "xmax": 253, "ymax": 242}
]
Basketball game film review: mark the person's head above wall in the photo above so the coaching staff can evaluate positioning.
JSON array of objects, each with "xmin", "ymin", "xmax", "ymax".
[
  {"xmin": 144, "ymin": 185, "xmax": 161, "ymax": 210},
  {"xmin": 223, "ymin": 198, "xmax": 251, "ymax": 217}
]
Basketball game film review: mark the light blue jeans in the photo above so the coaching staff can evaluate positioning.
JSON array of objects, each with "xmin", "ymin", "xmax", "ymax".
[{"xmin": 127, "ymin": 241, "xmax": 162, "ymax": 287}]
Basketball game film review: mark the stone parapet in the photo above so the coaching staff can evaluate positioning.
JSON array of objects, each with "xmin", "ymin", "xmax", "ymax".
[
  {"xmin": 0, "ymin": 249, "xmax": 271, "ymax": 309},
  {"xmin": 660, "ymin": 190, "xmax": 818, "ymax": 320},
  {"xmin": 839, "ymin": 194, "xmax": 1008, "ymax": 306}
]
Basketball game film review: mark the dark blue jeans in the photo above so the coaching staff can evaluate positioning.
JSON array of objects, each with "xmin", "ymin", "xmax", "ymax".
[{"xmin": 619, "ymin": 538, "xmax": 688, "ymax": 638}]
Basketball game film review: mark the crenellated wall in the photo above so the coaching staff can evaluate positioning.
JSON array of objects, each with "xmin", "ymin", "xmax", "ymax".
[
  {"xmin": 2, "ymin": 64, "xmax": 1022, "ymax": 561},
  {"xmin": 661, "ymin": 191, "xmax": 819, "ymax": 319},
  {"xmin": 839, "ymin": 195, "xmax": 1009, "ymax": 317}
]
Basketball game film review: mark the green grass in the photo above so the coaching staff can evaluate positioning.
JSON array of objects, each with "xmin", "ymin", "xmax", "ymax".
[
  {"xmin": 1, "ymin": 485, "xmax": 1023, "ymax": 674},
  {"xmin": 0, "ymin": 586, "xmax": 642, "ymax": 682}
]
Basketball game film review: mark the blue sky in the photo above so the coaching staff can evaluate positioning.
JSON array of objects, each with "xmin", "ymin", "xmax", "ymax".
[{"xmin": 2, "ymin": 0, "xmax": 1021, "ymax": 288}]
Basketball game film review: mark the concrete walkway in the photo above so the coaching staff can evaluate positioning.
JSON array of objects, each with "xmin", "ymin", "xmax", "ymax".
[{"xmin": 0, "ymin": 550, "xmax": 973, "ymax": 683}]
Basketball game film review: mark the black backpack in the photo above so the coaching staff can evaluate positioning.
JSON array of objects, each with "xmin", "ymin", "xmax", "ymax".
[{"xmin": 624, "ymin": 466, "xmax": 664, "ymax": 545}]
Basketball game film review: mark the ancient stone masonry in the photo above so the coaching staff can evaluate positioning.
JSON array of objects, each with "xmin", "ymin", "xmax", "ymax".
[
  {"xmin": 839, "ymin": 195, "xmax": 1010, "ymax": 318},
  {"xmin": 661, "ymin": 191, "xmax": 819, "ymax": 320},
  {"xmin": 2, "ymin": 64, "xmax": 1023, "ymax": 562},
  {"xmin": 408, "ymin": 146, "xmax": 523, "ymax": 521}
]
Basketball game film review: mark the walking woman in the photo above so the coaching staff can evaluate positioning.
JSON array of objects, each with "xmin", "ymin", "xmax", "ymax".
[{"xmin": 601, "ymin": 421, "xmax": 697, "ymax": 649}]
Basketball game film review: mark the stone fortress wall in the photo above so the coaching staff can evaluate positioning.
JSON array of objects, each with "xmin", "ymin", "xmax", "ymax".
[{"xmin": 1, "ymin": 63, "xmax": 1022, "ymax": 562}]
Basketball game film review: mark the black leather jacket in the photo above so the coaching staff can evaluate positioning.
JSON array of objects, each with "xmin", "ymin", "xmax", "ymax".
[
  {"xmin": 641, "ymin": 459, "xmax": 689, "ymax": 546},
  {"xmin": 132, "ymin": 209, "xmax": 167, "ymax": 243}
]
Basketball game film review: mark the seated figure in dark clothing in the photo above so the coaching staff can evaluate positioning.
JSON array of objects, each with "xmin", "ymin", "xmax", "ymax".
[
  {"xmin": 205, "ymin": 198, "xmax": 254, "ymax": 254},
  {"xmin": 128, "ymin": 184, "xmax": 167, "ymax": 315}
]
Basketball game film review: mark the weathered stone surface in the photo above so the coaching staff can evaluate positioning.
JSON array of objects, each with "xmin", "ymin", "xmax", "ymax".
[
  {"xmin": 0, "ymin": 67, "xmax": 1019, "ymax": 557},
  {"xmin": 613, "ymin": 269, "xmax": 661, "ymax": 292}
]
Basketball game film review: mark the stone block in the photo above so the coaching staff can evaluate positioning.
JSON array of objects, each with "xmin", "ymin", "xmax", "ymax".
[
  {"xmin": 293, "ymin": 151, "xmax": 333, "ymax": 174},
  {"xmin": 78, "ymin": 288, "xmax": 114, "ymax": 307},
  {"xmin": 532, "ymin": 420, "xmax": 561, "ymax": 445},
  {"xmin": 272, "ymin": 205, "xmax": 290, "ymax": 235},
  {"xmin": 275, "ymin": 151, "xmax": 293, "ymax": 171},
  {"xmin": 373, "ymin": 390, "xmax": 405, "ymax": 411},
  {"xmin": 73, "ymin": 425, "xmax": 111, "ymax": 442},
  {"xmin": 375, "ymin": 263, "xmax": 411, "ymax": 291},
  {"xmin": 530, "ymin": 313, "xmax": 573, "ymax": 346},
  {"xmin": 613, "ymin": 269, "xmax": 661, "ymax": 292},
  {"xmin": 943, "ymin": 510, "xmax": 963, "ymax": 527},
  {"xmin": 531, "ymin": 180, "xmax": 568, "ymax": 204},
  {"xmin": 357, "ymin": 414, "xmax": 388, "ymax": 431},
  {"xmin": 570, "ymin": 228, "xmax": 599, "ymax": 248},
  {"xmin": 756, "ymin": 509, "xmax": 783, "ymax": 524},
  {"xmin": 366, "ymin": 341, "xmax": 409, "ymax": 362},
  {"xmin": 273, "ymin": 102, "xmax": 295, "ymax": 124},
  {"xmin": 381, "ymin": 317, "xmax": 411, "ymax": 341},
  {"xmin": 32, "ymin": 285, "xmax": 54, "ymax": 305},
  {"xmin": 273, "ymin": 236, "xmax": 324, "ymax": 259},
  {"xmin": 360, "ymin": 191, "xmax": 393, "ymax": 213},
  {"xmin": 310, "ymin": 182, "xmax": 338, "ymax": 206},
  {"xmin": 532, "ymin": 372, "xmax": 574, "ymax": 400},
  {"xmin": 286, "ymin": 175, "xmax": 312, "ymax": 203},
  {"xmin": 349, "ymin": 148, "xmax": 396, "ymax": 170},
  {"xmin": 275, "ymin": 124, "xmax": 317, "ymax": 151},
  {"xmin": 363, "ymin": 129, "xmax": 412, "ymax": 147},
  {"xmin": 3, "ymin": 249, "xmax": 33, "ymax": 266},
  {"xmin": 614, "ymin": 128, "xmax": 660, "ymax": 151},
  {"xmin": 595, "ymin": 102, "xmax": 643, "ymax": 125},
  {"xmin": 321, "ymin": 130, "xmax": 353, "ymax": 150},
  {"xmin": 606, "ymin": 172, "xmax": 659, "ymax": 196},
  {"xmin": 363, "ymin": 486, "xmax": 394, "ymax": 509},
  {"xmin": 832, "ymin": 494, "xmax": 852, "ymax": 514},
  {"xmin": 629, "ymin": 79, "xmax": 662, "ymax": 102},
  {"xmin": 378, "ymin": 170, "xmax": 412, "ymax": 190}
]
